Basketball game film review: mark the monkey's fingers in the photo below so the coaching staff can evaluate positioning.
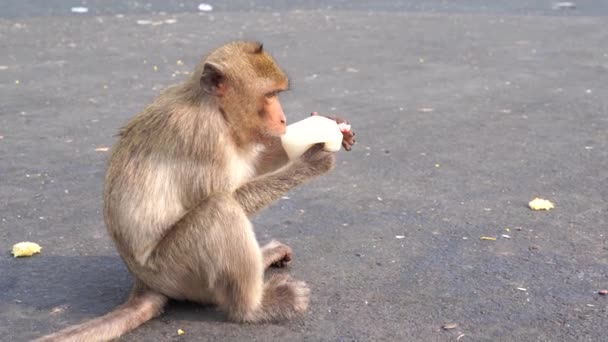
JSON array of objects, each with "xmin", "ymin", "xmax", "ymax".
[
  {"xmin": 341, "ymin": 130, "xmax": 355, "ymax": 151},
  {"xmin": 310, "ymin": 112, "xmax": 354, "ymax": 150},
  {"xmin": 271, "ymin": 253, "xmax": 292, "ymax": 268}
]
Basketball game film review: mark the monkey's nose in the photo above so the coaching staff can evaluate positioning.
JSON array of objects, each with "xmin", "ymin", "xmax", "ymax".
[{"xmin": 280, "ymin": 119, "xmax": 286, "ymax": 124}]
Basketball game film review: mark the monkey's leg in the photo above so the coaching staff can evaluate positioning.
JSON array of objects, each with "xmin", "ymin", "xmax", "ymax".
[
  {"xmin": 261, "ymin": 240, "xmax": 292, "ymax": 269},
  {"xmin": 148, "ymin": 194, "xmax": 309, "ymax": 322}
]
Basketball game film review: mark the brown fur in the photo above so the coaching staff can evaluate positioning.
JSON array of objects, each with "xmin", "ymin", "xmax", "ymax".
[{"xmin": 36, "ymin": 41, "xmax": 335, "ymax": 341}]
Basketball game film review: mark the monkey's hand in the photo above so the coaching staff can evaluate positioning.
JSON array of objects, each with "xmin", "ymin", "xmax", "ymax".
[
  {"xmin": 296, "ymin": 143, "xmax": 336, "ymax": 177},
  {"xmin": 311, "ymin": 112, "xmax": 356, "ymax": 151}
]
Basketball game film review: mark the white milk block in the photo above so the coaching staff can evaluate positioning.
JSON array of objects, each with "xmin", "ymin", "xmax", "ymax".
[{"xmin": 281, "ymin": 116, "xmax": 343, "ymax": 160}]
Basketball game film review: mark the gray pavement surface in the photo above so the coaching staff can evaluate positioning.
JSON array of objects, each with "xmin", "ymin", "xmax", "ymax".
[{"xmin": 1, "ymin": 1, "xmax": 608, "ymax": 341}]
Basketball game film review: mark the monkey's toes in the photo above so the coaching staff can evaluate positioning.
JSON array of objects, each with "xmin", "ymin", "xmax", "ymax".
[
  {"xmin": 263, "ymin": 240, "xmax": 293, "ymax": 268},
  {"xmin": 271, "ymin": 245, "xmax": 293, "ymax": 268}
]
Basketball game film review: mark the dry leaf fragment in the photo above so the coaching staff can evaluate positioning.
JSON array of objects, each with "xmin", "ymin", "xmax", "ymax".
[
  {"xmin": 480, "ymin": 236, "xmax": 497, "ymax": 241},
  {"xmin": 12, "ymin": 242, "xmax": 42, "ymax": 257},
  {"xmin": 529, "ymin": 198, "xmax": 554, "ymax": 210},
  {"xmin": 442, "ymin": 323, "xmax": 458, "ymax": 330}
]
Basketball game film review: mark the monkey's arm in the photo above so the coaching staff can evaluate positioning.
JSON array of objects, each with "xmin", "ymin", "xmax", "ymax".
[
  {"xmin": 236, "ymin": 146, "xmax": 334, "ymax": 216},
  {"xmin": 255, "ymin": 137, "xmax": 290, "ymax": 175},
  {"xmin": 235, "ymin": 168, "xmax": 304, "ymax": 216}
]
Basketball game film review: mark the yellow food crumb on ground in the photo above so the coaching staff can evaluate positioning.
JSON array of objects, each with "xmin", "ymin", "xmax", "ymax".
[
  {"xmin": 529, "ymin": 198, "xmax": 555, "ymax": 211},
  {"xmin": 12, "ymin": 242, "xmax": 42, "ymax": 257},
  {"xmin": 480, "ymin": 236, "xmax": 497, "ymax": 241},
  {"xmin": 176, "ymin": 60, "xmax": 184, "ymax": 66},
  {"xmin": 177, "ymin": 329, "xmax": 185, "ymax": 335}
]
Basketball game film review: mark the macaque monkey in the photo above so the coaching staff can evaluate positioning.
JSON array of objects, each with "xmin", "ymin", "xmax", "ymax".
[{"xmin": 36, "ymin": 41, "xmax": 355, "ymax": 342}]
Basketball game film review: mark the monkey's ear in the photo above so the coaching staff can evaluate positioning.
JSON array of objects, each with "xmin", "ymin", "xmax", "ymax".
[{"xmin": 200, "ymin": 62, "xmax": 227, "ymax": 97}]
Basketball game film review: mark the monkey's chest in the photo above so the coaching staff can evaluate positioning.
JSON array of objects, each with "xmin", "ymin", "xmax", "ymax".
[{"xmin": 224, "ymin": 146, "xmax": 262, "ymax": 190}]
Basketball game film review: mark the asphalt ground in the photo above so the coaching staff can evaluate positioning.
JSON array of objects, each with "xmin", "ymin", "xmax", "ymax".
[{"xmin": 1, "ymin": 2, "xmax": 607, "ymax": 341}]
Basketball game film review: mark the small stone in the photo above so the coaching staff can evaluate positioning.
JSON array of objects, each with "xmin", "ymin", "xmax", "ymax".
[
  {"xmin": 198, "ymin": 3, "xmax": 213, "ymax": 12},
  {"xmin": 71, "ymin": 7, "xmax": 89, "ymax": 13},
  {"xmin": 552, "ymin": 2, "xmax": 576, "ymax": 10}
]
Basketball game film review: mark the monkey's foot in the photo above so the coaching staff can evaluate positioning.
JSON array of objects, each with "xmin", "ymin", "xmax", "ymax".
[
  {"xmin": 261, "ymin": 240, "xmax": 293, "ymax": 268},
  {"xmin": 263, "ymin": 274, "xmax": 310, "ymax": 318}
]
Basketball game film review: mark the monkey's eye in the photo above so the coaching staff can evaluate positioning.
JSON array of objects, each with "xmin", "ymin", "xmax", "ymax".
[{"xmin": 265, "ymin": 91, "xmax": 280, "ymax": 98}]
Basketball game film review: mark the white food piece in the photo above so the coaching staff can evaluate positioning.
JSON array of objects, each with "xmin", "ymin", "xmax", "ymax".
[
  {"xmin": 338, "ymin": 122, "xmax": 351, "ymax": 132},
  {"xmin": 281, "ymin": 116, "xmax": 343, "ymax": 160}
]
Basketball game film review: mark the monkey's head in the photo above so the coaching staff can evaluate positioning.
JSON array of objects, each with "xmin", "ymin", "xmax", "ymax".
[{"xmin": 198, "ymin": 41, "xmax": 289, "ymax": 143}]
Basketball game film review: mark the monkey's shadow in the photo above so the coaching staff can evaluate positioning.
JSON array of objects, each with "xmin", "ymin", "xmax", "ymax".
[{"xmin": 2, "ymin": 255, "xmax": 223, "ymax": 323}]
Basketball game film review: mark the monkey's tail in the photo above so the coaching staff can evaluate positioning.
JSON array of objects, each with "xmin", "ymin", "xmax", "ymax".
[{"xmin": 35, "ymin": 288, "xmax": 168, "ymax": 342}]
